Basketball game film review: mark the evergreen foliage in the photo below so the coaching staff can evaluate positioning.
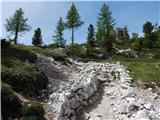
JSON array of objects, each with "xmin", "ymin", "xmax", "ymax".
[
  {"xmin": 5, "ymin": 8, "xmax": 31, "ymax": 44},
  {"xmin": 53, "ymin": 17, "xmax": 65, "ymax": 47},
  {"xmin": 32, "ymin": 28, "xmax": 43, "ymax": 47},
  {"xmin": 65, "ymin": 3, "xmax": 84, "ymax": 46}
]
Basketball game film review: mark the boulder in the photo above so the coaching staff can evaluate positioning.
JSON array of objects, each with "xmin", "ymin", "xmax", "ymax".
[
  {"xmin": 135, "ymin": 110, "xmax": 150, "ymax": 120},
  {"xmin": 149, "ymin": 110, "xmax": 160, "ymax": 120},
  {"xmin": 118, "ymin": 100, "xmax": 128, "ymax": 114}
]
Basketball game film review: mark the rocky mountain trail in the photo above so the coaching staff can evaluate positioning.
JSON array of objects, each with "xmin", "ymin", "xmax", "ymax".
[{"xmin": 34, "ymin": 54, "xmax": 160, "ymax": 120}]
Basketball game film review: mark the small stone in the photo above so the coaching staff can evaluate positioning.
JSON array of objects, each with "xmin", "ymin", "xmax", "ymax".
[
  {"xmin": 138, "ymin": 98, "xmax": 146, "ymax": 105},
  {"xmin": 118, "ymin": 100, "xmax": 128, "ymax": 114},
  {"xmin": 113, "ymin": 108, "xmax": 116, "ymax": 112},
  {"xmin": 148, "ymin": 87, "xmax": 152, "ymax": 91},
  {"xmin": 110, "ymin": 102, "xmax": 114, "ymax": 106},
  {"xmin": 82, "ymin": 101, "xmax": 88, "ymax": 106},
  {"xmin": 110, "ymin": 96, "xmax": 115, "ymax": 99},
  {"xmin": 127, "ymin": 113, "xmax": 132, "ymax": 118},
  {"xmin": 153, "ymin": 93, "xmax": 158, "ymax": 99},
  {"xmin": 84, "ymin": 113, "xmax": 90, "ymax": 120},
  {"xmin": 89, "ymin": 100, "xmax": 92, "ymax": 104},
  {"xmin": 106, "ymin": 91, "xmax": 112, "ymax": 96},
  {"xmin": 97, "ymin": 115, "xmax": 102, "ymax": 117},
  {"xmin": 144, "ymin": 103, "xmax": 152, "ymax": 110}
]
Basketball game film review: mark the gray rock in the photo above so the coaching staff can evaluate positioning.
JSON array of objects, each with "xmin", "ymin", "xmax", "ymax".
[
  {"xmin": 144, "ymin": 103, "xmax": 154, "ymax": 110},
  {"xmin": 138, "ymin": 98, "xmax": 146, "ymax": 105},
  {"xmin": 149, "ymin": 110, "xmax": 160, "ymax": 120},
  {"xmin": 135, "ymin": 110, "xmax": 150, "ymax": 120},
  {"xmin": 97, "ymin": 75, "xmax": 107, "ymax": 83},
  {"xmin": 118, "ymin": 100, "xmax": 128, "ymax": 114},
  {"xmin": 121, "ymin": 84, "xmax": 129, "ymax": 89}
]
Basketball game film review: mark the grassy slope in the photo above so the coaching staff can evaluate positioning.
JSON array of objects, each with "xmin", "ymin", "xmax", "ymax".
[
  {"xmin": 2, "ymin": 45, "xmax": 38, "ymax": 76},
  {"xmin": 104, "ymin": 48, "xmax": 160, "ymax": 86},
  {"xmin": 122, "ymin": 61, "xmax": 160, "ymax": 86}
]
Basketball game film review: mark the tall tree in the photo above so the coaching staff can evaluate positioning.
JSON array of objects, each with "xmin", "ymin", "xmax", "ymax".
[
  {"xmin": 156, "ymin": 26, "xmax": 160, "ymax": 48},
  {"xmin": 143, "ymin": 22, "xmax": 154, "ymax": 48},
  {"xmin": 5, "ymin": 8, "xmax": 31, "ymax": 44},
  {"xmin": 132, "ymin": 33, "xmax": 139, "ymax": 40},
  {"xmin": 116, "ymin": 28, "xmax": 124, "ymax": 41},
  {"xmin": 143, "ymin": 21, "xmax": 154, "ymax": 37},
  {"xmin": 53, "ymin": 17, "xmax": 65, "ymax": 47},
  {"xmin": 65, "ymin": 3, "xmax": 84, "ymax": 46},
  {"xmin": 96, "ymin": 3, "xmax": 115, "ymax": 44},
  {"xmin": 104, "ymin": 26, "xmax": 116, "ymax": 51},
  {"xmin": 32, "ymin": 28, "xmax": 42, "ymax": 47},
  {"xmin": 123, "ymin": 26, "xmax": 130, "ymax": 41},
  {"xmin": 87, "ymin": 24, "xmax": 95, "ymax": 55}
]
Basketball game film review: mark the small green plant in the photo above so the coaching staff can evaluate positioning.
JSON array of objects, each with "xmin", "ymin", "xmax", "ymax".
[
  {"xmin": 1, "ymin": 83, "xmax": 22, "ymax": 120},
  {"xmin": 20, "ymin": 116, "xmax": 38, "ymax": 120},
  {"xmin": 21, "ymin": 101, "xmax": 44, "ymax": 119}
]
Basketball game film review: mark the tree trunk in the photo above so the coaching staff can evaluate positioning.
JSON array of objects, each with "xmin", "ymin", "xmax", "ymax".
[
  {"xmin": 72, "ymin": 27, "xmax": 74, "ymax": 47},
  {"xmin": 14, "ymin": 29, "xmax": 18, "ymax": 44}
]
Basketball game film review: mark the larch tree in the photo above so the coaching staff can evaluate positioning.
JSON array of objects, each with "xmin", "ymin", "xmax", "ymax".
[
  {"xmin": 5, "ymin": 8, "xmax": 31, "ymax": 44},
  {"xmin": 53, "ymin": 17, "xmax": 66, "ymax": 47},
  {"xmin": 65, "ymin": 3, "xmax": 84, "ymax": 47},
  {"xmin": 96, "ymin": 3, "xmax": 115, "ymax": 45}
]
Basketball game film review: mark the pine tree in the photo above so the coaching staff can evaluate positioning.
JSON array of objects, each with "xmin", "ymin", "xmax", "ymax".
[
  {"xmin": 96, "ymin": 3, "xmax": 115, "ymax": 44},
  {"xmin": 53, "ymin": 17, "xmax": 65, "ymax": 47},
  {"xmin": 87, "ymin": 24, "xmax": 95, "ymax": 55},
  {"xmin": 104, "ymin": 26, "xmax": 116, "ymax": 51},
  {"xmin": 143, "ymin": 21, "xmax": 154, "ymax": 48},
  {"xmin": 5, "ymin": 8, "xmax": 31, "ymax": 44},
  {"xmin": 65, "ymin": 3, "xmax": 84, "ymax": 46},
  {"xmin": 123, "ymin": 26, "xmax": 130, "ymax": 41},
  {"xmin": 32, "ymin": 28, "xmax": 42, "ymax": 47}
]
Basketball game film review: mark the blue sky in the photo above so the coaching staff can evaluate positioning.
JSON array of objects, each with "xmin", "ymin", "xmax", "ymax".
[{"xmin": 1, "ymin": 1, "xmax": 159, "ymax": 45}]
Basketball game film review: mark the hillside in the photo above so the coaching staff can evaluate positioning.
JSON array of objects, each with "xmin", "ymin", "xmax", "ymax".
[{"xmin": 1, "ymin": 44, "xmax": 160, "ymax": 120}]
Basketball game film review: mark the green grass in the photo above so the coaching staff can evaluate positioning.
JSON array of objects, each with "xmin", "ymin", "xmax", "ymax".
[
  {"xmin": 1, "ymin": 45, "xmax": 39, "ymax": 75},
  {"xmin": 122, "ymin": 61, "xmax": 160, "ymax": 86},
  {"xmin": 27, "ymin": 45, "xmax": 67, "ymax": 61},
  {"xmin": 1, "ymin": 44, "xmax": 48, "ymax": 96}
]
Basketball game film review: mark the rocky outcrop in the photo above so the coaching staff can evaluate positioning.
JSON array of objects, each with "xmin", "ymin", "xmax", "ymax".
[
  {"xmin": 115, "ymin": 48, "xmax": 138, "ymax": 58},
  {"xmin": 36, "ymin": 55, "xmax": 159, "ymax": 120},
  {"xmin": 47, "ymin": 61, "xmax": 121, "ymax": 120}
]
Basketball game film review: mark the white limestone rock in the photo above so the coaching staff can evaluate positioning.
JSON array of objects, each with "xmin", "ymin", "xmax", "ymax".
[{"xmin": 135, "ymin": 110, "xmax": 150, "ymax": 120}]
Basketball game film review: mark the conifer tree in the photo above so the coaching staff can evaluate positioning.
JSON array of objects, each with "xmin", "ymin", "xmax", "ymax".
[
  {"xmin": 53, "ymin": 17, "xmax": 65, "ymax": 47},
  {"xmin": 65, "ymin": 3, "xmax": 84, "ymax": 46}
]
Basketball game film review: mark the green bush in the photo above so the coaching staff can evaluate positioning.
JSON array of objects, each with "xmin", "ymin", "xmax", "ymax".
[
  {"xmin": 21, "ymin": 101, "xmax": 44, "ymax": 119},
  {"xmin": 20, "ymin": 116, "xmax": 38, "ymax": 120},
  {"xmin": 1, "ymin": 68, "xmax": 48, "ymax": 96},
  {"xmin": 1, "ymin": 83, "xmax": 22, "ymax": 120},
  {"xmin": 2, "ymin": 45, "xmax": 37, "ymax": 64},
  {"xmin": 1, "ymin": 39, "xmax": 10, "ymax": 48},
  {"xmin": 65, "ymin": 44, "xmax": 86, "ymax": 57}
]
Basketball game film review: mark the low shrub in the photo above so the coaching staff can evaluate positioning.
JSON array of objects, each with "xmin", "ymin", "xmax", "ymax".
[
  {"xmin": 1, "ymin": 39, "xmax": 10, "ymax": 48},
  {"xmin": 20, "ymin": 116, "xmax": 38, "ymax": 120},
  {"xmin": 1, "ymin": 83, "xmax": 22, "ymax": 120},
  {"xmin": 1, "ymin": 68, "xmax": 48, "ymax": 96},
  {"xmin": 21, "ymin": 101, "xmax": 44, "ymax": 119},
  {"xmin": 65, "ymin": 44, "xmax": 86, "ymax": 58}
]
